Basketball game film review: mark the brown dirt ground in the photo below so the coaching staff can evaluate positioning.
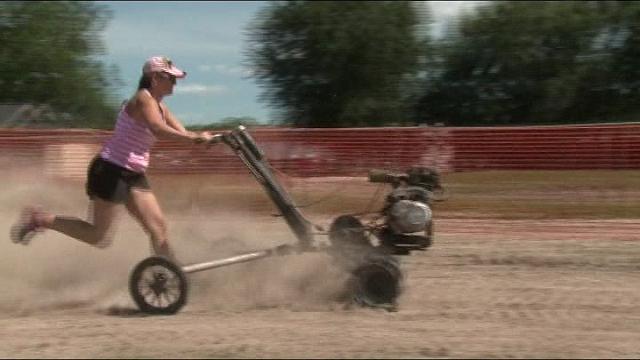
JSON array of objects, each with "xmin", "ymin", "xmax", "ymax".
[{"xmin": 2, "ymin": 168, "xmax": 640, "ymax": 359}]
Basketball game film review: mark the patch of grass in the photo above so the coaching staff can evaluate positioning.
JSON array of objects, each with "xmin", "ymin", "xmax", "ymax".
[{"xmin": 437, "ymin": 170, "xmax": 640, "ymax": 219}]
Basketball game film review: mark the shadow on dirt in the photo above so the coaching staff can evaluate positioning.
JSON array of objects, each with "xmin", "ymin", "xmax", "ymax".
[{"xmin": 101, "ymin": 306, "xmax": 155, "ymax": 318}]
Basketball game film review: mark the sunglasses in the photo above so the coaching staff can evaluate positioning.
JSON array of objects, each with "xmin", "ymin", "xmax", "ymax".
[{"xmin": 157, "ymin": 72, "xmax": 176, "ymax": 84}]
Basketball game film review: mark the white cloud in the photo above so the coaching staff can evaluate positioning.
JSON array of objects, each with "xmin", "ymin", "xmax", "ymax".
[
  {"xmin": 215, "ymin": 64, "xmax": 244, "ymax": 76},
  {"xmin": 175, "ymin": 84, "xmax": 228, "ymax": 95},
  {"xmin": 198, "ymin": 64, "xmax": 254, "ymax": 77}
]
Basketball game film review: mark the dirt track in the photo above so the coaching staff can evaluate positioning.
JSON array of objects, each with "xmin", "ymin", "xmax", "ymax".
[{"xmin": 2, "ymin": 173, "xmax": 640, "ymax": 358}]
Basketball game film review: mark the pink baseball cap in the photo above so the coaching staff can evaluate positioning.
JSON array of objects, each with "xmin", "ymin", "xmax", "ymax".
[{"xmin": 142, "ymin": 56, "xmax": 187, "ymax": 78}]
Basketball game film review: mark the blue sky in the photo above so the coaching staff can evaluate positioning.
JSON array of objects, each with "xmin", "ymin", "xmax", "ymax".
[{"xmin": 98, "ymin": 1, "xmax": 484, "ymax": 126}]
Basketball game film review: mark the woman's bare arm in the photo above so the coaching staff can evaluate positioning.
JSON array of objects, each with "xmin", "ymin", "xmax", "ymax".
[{"xmin": 136, "ymin": 93, "xmax": 206, "ymax": 143}]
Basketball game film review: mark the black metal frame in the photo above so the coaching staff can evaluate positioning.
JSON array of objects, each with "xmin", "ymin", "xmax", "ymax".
[
  {"xmin": 179, "ymin": 125, "xmax": 320, "ymax": 274},
  {"xmin": 130, "ymin": 125, "xmax": 406, "ymax": 313},
  {"xmin": 220, "ymin": 126, "xmax": 314, "ymax": 248}
]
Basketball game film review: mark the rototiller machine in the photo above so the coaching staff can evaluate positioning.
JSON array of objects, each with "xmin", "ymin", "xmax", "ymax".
[{"xmin": 129, "ymin": 125, "xmax": 445, "ymax": 314}]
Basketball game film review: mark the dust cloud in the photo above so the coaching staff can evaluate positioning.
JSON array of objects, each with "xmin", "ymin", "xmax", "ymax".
[{"xmin": 0, "ymin": 162, "xmax": 351, "ymax": 316}]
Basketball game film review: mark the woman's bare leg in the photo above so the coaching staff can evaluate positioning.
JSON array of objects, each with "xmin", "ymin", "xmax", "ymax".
[
  {"xmin": 125, "ymin": 189, "xmax": 176, "ymax": 261},
  {"xmin": 38, "ymin": 198, "xmax": 121, "ymax": 248}
]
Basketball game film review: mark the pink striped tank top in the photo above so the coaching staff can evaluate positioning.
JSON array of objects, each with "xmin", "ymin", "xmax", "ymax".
[{"xmin": 100, "ymin": 95, "xmax": 159, "ymax": 173}]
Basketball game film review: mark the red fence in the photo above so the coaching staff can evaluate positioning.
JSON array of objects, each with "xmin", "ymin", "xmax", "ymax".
[
  {"xmin": 1, "ymin": 123, "xmax": 639, "ymax": 179},
  {"xmin": 447, "ymin": 124, "xmax": 640, "ymax": 170}
]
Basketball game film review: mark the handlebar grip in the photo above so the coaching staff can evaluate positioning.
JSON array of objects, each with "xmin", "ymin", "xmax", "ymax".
[{"xmin": 207, "ymin": 134, "xmax": 225, "ymax": 145}]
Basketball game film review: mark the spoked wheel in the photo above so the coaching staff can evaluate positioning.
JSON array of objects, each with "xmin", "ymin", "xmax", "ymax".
[{"xmin": 129, "ymin": 256, "xmax": 188, "ymax": 315}]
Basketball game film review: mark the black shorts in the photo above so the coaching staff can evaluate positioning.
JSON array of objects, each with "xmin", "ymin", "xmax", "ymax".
[{"xmin": 86, "ymin": 156, "xmax": 151, "ymax": 203}]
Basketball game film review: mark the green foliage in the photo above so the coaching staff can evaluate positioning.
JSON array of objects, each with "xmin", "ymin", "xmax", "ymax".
[
  {"xmin": 0, "ymin": 1, "xmax": 120, "ymax": 128},
  {"xmin": 415, "ymin": 1, "xmax": 603, "ymax": 125},
  {"xmin": 245, "ymin": 1, "xmax": 429, "ymax": 127},
  {"xmin": 567, "ymin": 1, "xmax": 640, "ymax": 122},
  {"xmin": 415, "ymin": 1, "xmax": 640, "ymax": 126},
  {"xmin": 247, "ymin": 0, "xmax": 640, "ymax": 127},
  {"xmin": 7, "ymin": 0, "xmax": 638, "ymax": 129}
]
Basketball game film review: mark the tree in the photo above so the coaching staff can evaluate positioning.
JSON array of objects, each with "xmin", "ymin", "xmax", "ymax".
[
  {"xmin": 245, "ymin": 1, "xmax": 428, "ymax": 127},
  {"xmin": 0, "ymin": 1, "xmax": 120, "ymax": 128},
  {"xmin": 567, "ymin": 1, "xmax": 640, "ymax": 122},
  {"xmin": 415, "ymin": 1, "xmax": 604, "ymax": 126}
]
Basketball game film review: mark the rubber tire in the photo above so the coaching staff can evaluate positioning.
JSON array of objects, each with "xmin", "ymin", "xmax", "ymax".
[
  {"xmin": 129, "ymin": 256, "xmax": 188, "ymax": 315},
  {"xmin": 329, "ymin": 215, "xmax": 370, "ymax": 249},
  {"xmin": 350, "ymin": 254, "xmax": 403, "ymax": 308}
]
